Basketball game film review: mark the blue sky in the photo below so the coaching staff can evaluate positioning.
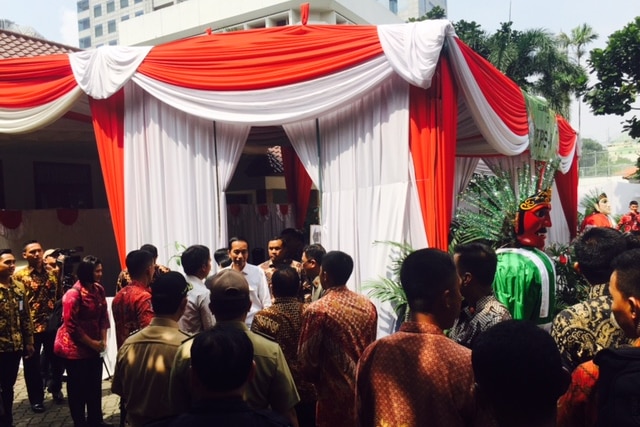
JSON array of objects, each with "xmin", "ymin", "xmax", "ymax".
[{"xmin": 2, "ymin": 0, "xmax": 639, "ymax": 143}]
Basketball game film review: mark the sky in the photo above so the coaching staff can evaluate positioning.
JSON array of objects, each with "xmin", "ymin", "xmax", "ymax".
[{"xmin": 2, "ymin": 0, "xmax": 639, "ymax": 143}]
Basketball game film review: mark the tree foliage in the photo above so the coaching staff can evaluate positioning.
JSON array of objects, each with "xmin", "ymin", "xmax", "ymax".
[
  {"xmin": 407, "ymin": 6, "xmax": 446, "ymax": 21},
  {"xmin": 585, "ymin": 17, "xmax": 640, "ymax": 139}
]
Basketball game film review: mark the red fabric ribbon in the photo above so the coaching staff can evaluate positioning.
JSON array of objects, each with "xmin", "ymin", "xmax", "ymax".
[
  {"xmin": 301, "ymin": 3, "xmax": 310, "ymax": 25},
  {"xmin": 57, "ymin": 208, "xmax": 79, "ymax": 226},
  {"xmin": 0, "ymin": 210, "xmax": 22, "ymax": 229}
]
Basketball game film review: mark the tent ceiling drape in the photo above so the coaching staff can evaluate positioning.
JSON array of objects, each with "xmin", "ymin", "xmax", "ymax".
[{"xmin": 0, "ymin": 20, "xmax": 579, "ymax": 328}]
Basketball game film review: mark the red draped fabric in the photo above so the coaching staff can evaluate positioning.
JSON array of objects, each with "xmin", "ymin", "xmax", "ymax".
[
  {"xmin": 555, "ymin": 115, "xmax": 579, "ymax": 238},
  {"xmin": 454, "ymin": 39, "xmax": 529, "ymax": 137},
  {"xmin": 410, "ymin": 57, "xmax": 457, "ymax": 250},
  {"xmin": 282, "ymin": 146, "xmax": 313, "ymax": 229},
  {"xmin": 0, "ymin": 54, "xmax": 76, "ymax": 108},
  {"xmin": 137, "ymin": 25, "xmax": 383, "ymax": 90},
  {"xmin": 90, "ymin": 90, "xmax": 126, "ymax": 268}
]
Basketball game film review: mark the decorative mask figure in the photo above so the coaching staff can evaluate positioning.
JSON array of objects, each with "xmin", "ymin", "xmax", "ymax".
[
  {"xmin": 514, "ymin": 188, "xmax": 552, "ymax": 249},
  {"xmin": 594, "ymin": 193, "xmax": 612, "ymax": 215},
  {"xmin": 580, "ymin": 192, "xmax": 616, "ymax": 232}
]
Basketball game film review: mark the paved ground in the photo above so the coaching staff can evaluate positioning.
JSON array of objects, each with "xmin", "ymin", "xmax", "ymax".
[{"xmin": 11, "ymin": 368, "xmax": 121, "ymax": 427}]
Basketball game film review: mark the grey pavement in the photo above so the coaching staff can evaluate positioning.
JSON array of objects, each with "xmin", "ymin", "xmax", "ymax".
[{"xmin": 11, "ymin": 368, "xmax": 121, "ymax": 427}]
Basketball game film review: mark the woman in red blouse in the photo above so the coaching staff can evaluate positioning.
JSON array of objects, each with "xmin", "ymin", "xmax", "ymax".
[{"xmin": 54, "ymin": 255, "xmax": 111, "ymax": 427}]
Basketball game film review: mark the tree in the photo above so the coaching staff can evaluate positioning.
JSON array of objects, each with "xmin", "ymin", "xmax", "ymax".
[
  {"xmin": 407, "ymin": 6, "xmax": 446, "ymax": 22},
  {"xmin": 585, "ymin": 17, "xmax": 640, "ymax": 139}
]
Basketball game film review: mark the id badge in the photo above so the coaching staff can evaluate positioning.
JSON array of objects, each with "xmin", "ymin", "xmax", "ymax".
[{"xmin": 19, "ymin": 299, "xmax": 24, "ymax": 311}]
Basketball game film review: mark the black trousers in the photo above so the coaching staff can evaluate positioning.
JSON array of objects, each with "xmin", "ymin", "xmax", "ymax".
[
  {"xmin": 41, "ymin": 329, "xmax": 64, "ymax": 394},
  {"xmin": 0, "ymin": 351, "xmax": 22, "ymax": 426},
  {"xmin": 22, "ymin": 332, "xmax": 45, "ymax": 405},
  {"xmin": 64, "ymin": 356, "xmax": 104, "ymax": 427}
]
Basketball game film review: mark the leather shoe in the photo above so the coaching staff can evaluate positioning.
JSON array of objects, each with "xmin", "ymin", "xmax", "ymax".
[
  {"xmin": 51, "ymin": 390, "xmax": 65, "ymax": 404},
  {"xmin": 31, "ymin": 403, "xmax": 46, "ymax": 413}
]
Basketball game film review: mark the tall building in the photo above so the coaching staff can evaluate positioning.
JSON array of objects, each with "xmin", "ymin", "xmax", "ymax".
[{"xmin": 76, "ymin": 0, "xmax": 446, "ymax": 48}]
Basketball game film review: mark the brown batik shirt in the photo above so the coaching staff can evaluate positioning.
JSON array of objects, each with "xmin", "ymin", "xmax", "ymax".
[
  {"xmin": 0, "ymin": 279, "xmax": 34, "ymax": 352},
  {"xmin": 13, "ymin": 267, "xmax": 59, "ymax": 334},
  {"xmin": 298, "ymin": 286, "xmax": 377, "ymax": 427}
]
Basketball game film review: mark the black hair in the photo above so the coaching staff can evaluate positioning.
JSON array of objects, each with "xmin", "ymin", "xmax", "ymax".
[
  {"xmin": 271, "ymin": 266, "xmax": 300, "ymax": 298},
  {"xmin": 151, "ymin": 271, "xmax": 188, "ymax": 315},
  {"xmin": 630, "ymin": 200, "xmax": 638, "ymax": 207},
  {"xmin": 0, "ymin": 248, "xmax": 13, "ymax": 256},
  {"xmin": 321, "ymin": 251, "xmax": 353, "ymax": 285},
  {"xmin": 574, "ymin": 227, "xmax": 638, "ymax": 284},
  {"xmin": 611, "ymin": 249, "xmax": 640, "ymax": 298},
  {"xmin": 22, "ymin": 239, "xmax": 40, "ymax": 251},
  {"xmin": 214, "ymin": 248, "xmax": 232, "ymax": 268},
  {"xmin": 181, "ymin": 245, "xmax": 210, "ymax": 276},
  {"xmin": 454, "ymin": 242, "xmax": 497, "ymax": 286},
  {"xmin": 303, "ymin": 244, "xmax": 326, "ymax": 264},
  {"xmin": 228, "ymin": 237, "xmax": 249, "ymax": 251},
  {"xmin": 400, "ymin": 248, "xmax": 457, "ymax": 313},
  {"xmin": 139, "ymin": 244, "xmax": 158, "ymax": 258},
  {"xmin": 76, "ymin": 255, "xmax": 102, "ymax": 285},
  {"xmin": 191, "ymin": 324, "xmax": 254, "ymax": 393},
  {"xmin": 126, "ymin": 250, "xmax": 154, "ymax": 279},
  {"xmin": 472, "ymin": 320, "xmax": 569, "ymax": 427}
]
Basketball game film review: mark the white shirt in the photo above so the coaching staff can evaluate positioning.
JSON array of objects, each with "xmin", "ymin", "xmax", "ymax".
[
  {"xmin": 178, "ymin": 275, "xmax": 215, "ymax": 334},
  {"xmin": 227, "ymin": 263, "xmax": 271, "ymax": 327}
]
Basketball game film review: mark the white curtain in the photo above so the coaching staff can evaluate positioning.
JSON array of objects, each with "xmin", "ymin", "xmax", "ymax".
[
  {"xmin": 283, "ymin": 119, "xmax": 320, "ymax": 186},
  {"xmin": 124, "ymin": 84, "xmax": 247, "ymax": 265},
  {"xmin": 547, "ymin": 180, "xmax": 571, "ymax": 246},
  {"xmin": 482, "ymin": 153, "xmax": 534, "ymax": 200},
  {"xmin": 213, "ymin": 121, "xmax": 251, "ymax": 248},
  {"xmin": 454, "ymin": 157, "xmax": 480, "ymax": 212}
]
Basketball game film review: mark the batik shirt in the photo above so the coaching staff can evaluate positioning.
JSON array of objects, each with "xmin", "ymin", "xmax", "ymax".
[
  {"xmin": 251, "ymin": 297, "xmax": 316, "ymax": 403},
  {"xmin": 448, "ymin": 294, "xmax": 512, "ymax": 348},
  {"xmin": 116, "ymin": 264, "xmax": 170, "ymax": 292},
  {"xmin": 258, "ymin": 259, "xmax": 302, "ymax": 298},
  {"xmin": 111, "ymin": 280, "xmax": 153, "ymax": 348},
  {"xmin": 298, "ymin": 286, "xmax": 377, "ymax": 427},
  {"xmin": 0, "ymin": 279, "xmax": 34, "ymax": 352},
  {"xmin": 356, "ymin": 322, "xmax": 478, "ymax": 427},
  {"xmin": 13, "ymin": 267, "xmax": 59, "ymax": 334},
  {"xmin": 556, "ymin": 359, "xmax": 600, "ymax": 427},
  {"xmin": 551, "ymin": 283, "xmax": 632, "ymax": 372}
]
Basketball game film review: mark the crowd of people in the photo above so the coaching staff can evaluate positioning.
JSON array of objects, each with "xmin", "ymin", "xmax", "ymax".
[{"xmin": 2, "ymin": 216, "xmax": 640, "ymax": 426}]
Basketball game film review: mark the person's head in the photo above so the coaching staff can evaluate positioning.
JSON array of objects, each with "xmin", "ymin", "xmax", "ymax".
[
  {"xmin": 574, "ymin": 227, "xmax": 635, "ymax": 285},
  {"xmin": 320, "ymin": 251, "xmax": 353, "ymax": 288},
  {"xmin": 150, "ymin": 271, "xmax": 189, "ymax": 317},
  {"xmin": 76, "ymin": 255, "xmax": 103, "ymax": 285},
  {"xmin": 190, "ymin": 323, "xmax": 254, "ymax": 398},
  {"xmin": 594, "ymin": 192, "xmax": 612, "ymax": 215},
  {"xmin": 0, "ymin": 249, "xmax": 16, "ymax": 279},
  {"xmin": 280, "ymin": 228, "xmax": 305, "ymax": 261},
  {"xmin": 43, "ymin": 249, "xmax": 61, "ymax": 277},
  {"xmin": 181, "ymin": 245, "xmax": 211, "ymax": 279},
  {"xmin": 139, "ymin": 244, "xmax": 159, "ymax": 262},
  {"xmin": 630, "ymin": 200, "xmax": 638, "ymax": 213},
  {"xmin": 301, "ymin": 244, "xmax": 325, "ymax": 280},
  {"xmin": 266, "ymin": 237, "xmax": 284, "ymax": 263},
  {"xmin": 400, "ymin": 248, "xmax": 461, "ymax": 329},
  {"xmin": 213, "ymin": 248, "xmax": 232, "ymax": 269},
  {"xmin": 208, "ymin": 269, "xmax": 251, "ymax": 321},
  {"xmin": 228, "ymin": 237, "xmax": 249, "ymax": 271},
  {"xmin": 22, "ymin": 239, "xmax": 44, "ymax": 269},
  {"xmin": 514, "ymin": 188, "xmax": 552, "ymax": 249},
  {"xmin": 125, "ymin": 249, "xmax": 155, "ymax": 283},
  {"xmin": 609, "ymin": 249, "xmax": 640, "ymax": 339},
  {"xmin": 472, "ymin": 320, "xmax": 570, "ymax": 427},
  {"xmin": 271, "ymin": 266, "xmax": 301, "ymax": 298},
  {"xmin": 454, "ymin": 243, "xmax": 497, "ymax": 292}
]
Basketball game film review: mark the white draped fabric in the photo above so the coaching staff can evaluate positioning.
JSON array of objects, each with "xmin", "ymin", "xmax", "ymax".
[
  {"xmin": 124, "ymin": 84, "xmax": 229, "ymax": 263},
  {"xmin": 547, "ymin": 180, "xmax": 571, "ymax": 246},
  {"xmin": 482, "ymin": 154, "xmax": 535, "ymax": 199},
  {"xmin": 283, "ymin": 119, "xmax": 321, "ymax": 186},
  {"xmin": 454, "ymin": 157, "xmax": 480, "ymax": 210}
]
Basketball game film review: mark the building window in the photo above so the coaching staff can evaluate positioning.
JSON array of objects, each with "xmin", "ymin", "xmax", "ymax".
[
  {"xmin": 108, "ymin": 20, "xmax": 116, "ymax": 33},
  {"xmin": 134, "ymin": 10, "xmax": 143, "ymax": 16},
  {"xmin": 109, "ymin": 39, "xmax": 118, "ymax": 46},
  {"xmin": 33, "ymin": 162, "xmax": 94, "ymax": 209},
  {"xmin": 121, "ymin": 15, "xmax": 129, "ymax": 21},
  {"xmin": 106, "ymin": 1, "xmax": 115, "ymax": 13},
  {"xmin": 134, "ymin": 0, "xmax": 143, "ymax": 3},
  {"xmin": 78, "ymin": 17, "xmax": 90, "ymax": 31},
  {"xmin": 95, "ymin": 24, "xmax": 103, "ymax": 37},
  {"xmin": 77, "ymin": 0, "xmax": 89, "ymax": 12},
  {"xmin": 94, "ymin": 4, "xmax": 102, "ymax": 17},
  {"xmin": 79, "ymin": 36, "xmax": 91, "ymax": 48},
  {"xmin": 120, "ymin": 0, "xmax": 129, "ymax": 7}
]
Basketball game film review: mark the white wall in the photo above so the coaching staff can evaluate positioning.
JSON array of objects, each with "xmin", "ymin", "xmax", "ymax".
[{"xmin": 578, "ymin": 176, "xmax": 640, "ymax": 217}]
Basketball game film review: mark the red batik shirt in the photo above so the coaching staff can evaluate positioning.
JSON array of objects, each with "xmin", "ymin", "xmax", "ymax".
[
  {"xmin": 298, "ymin": 286, "xmax": 377, "ymax": 427},
  {"xmin": 356, "ymin": 322, "xmax": 479, "ymax": 427},
  {"xmin": 111, "ymin": 280, "xmax": 153, "ymax": 348}
]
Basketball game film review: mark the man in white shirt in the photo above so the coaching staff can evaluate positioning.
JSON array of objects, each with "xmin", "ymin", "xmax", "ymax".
[
  {"xmin": 178, "ymin": 245, "xmax": 215, "ymax": 333},
  {"xmin": 227, "ymin": 237, "xmax": 271, "ymax": 327}
]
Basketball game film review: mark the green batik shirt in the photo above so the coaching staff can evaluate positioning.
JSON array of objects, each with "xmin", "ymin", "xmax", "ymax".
[
  {"xmin": 0, "ymin": 279, "xmax": 34, "ymax": 352},
  {"xmin": 14, "ymin": 267, "xmax": 59, "ymax": 334}
]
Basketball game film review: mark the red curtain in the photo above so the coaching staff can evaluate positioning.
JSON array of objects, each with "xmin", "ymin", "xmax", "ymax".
[
  {"xmin": 137, "ymin": 25, "xmax": 383, "ymax": 91},
  {"xmin": 89, "ymin": 90, "xmax": 126, "ymax": 268},
  {"xmin": 555, "ymin": 115, "xmax": 579, "ymax": 238},
  {"xmin": 0, "ymin": 54, "xmax": 77, "ymax": 108},
  {"xmin": 282, "ymin": 147, "xmax": 313, "ymax": 229},
  {"xmin": 410, "ymin": 57, "xmax": 457, "ymax": 251}
]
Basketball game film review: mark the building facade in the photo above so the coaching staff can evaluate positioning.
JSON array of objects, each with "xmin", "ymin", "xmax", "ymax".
[{"xmin": 76, "ymin": 0, "xmax": 446, "ymax": 47}]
